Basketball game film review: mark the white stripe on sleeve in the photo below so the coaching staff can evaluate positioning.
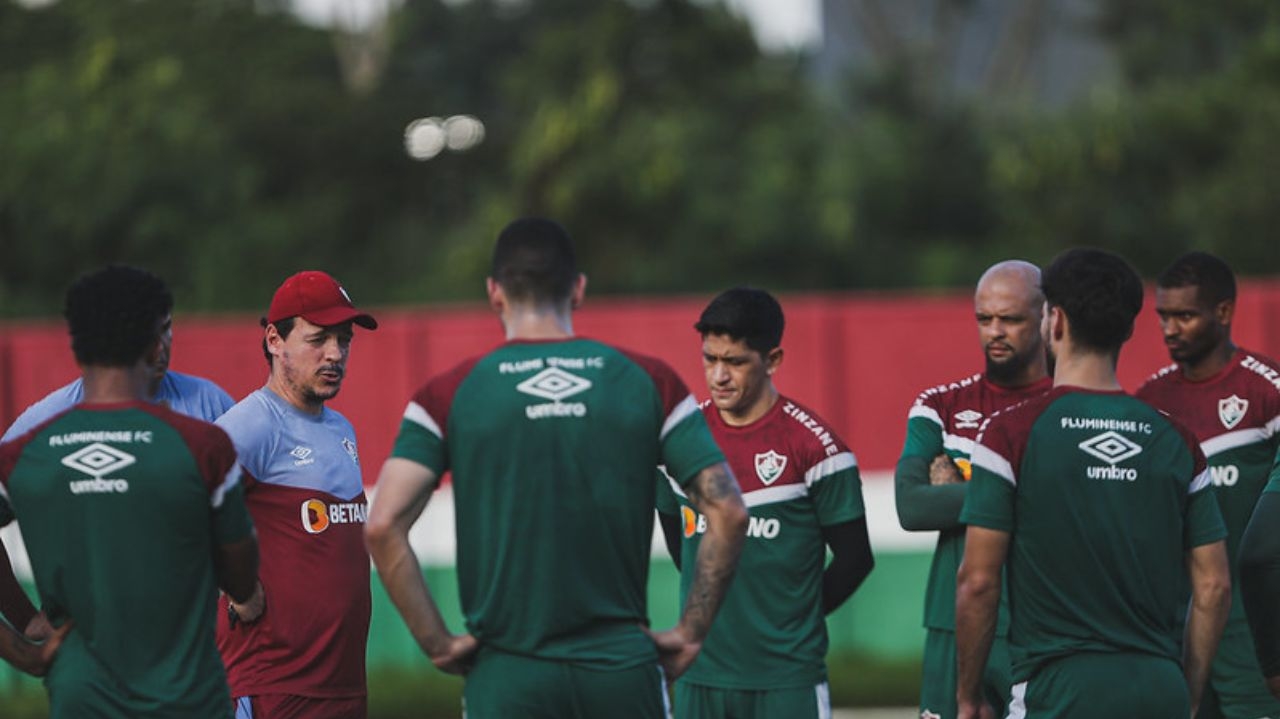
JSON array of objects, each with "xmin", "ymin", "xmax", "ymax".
[
  {"xmin": 403, "ymin": 401, "xmax": 443, "ymax": 439},
  {"xmin": 660, "ymin": 395, "xmax": 699, "ymax": 441},
  {"xmin": 969, "ymin": 442, "xmax": 1016, "ymax": 486}
]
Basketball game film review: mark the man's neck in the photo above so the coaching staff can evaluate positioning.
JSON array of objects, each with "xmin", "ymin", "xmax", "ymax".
[
  {"xmin": 1180, "ymin": 341, "xmax": 1236, "ymax": 382},
  {"xmin": 989, "ymin": 366, "xmax": 1049, "ymax": 391},
  {"xmin": 1052, "ymin": 352, "xmax": 1122, "ymax": 391},
  {"xmin": 81, "ymin": 365, "xmax": 153, "ymax": 404},
  {"xmin": 265, "ymin": 375, "xmax": 324, "ymax": 416},
  {"xmin": 502, "ymin": 304, "xmax": 574, "ymax": 341}
]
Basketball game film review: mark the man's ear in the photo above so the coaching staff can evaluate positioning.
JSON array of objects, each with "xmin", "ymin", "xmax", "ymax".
[
  {"xmin": 764, "ymin": 347, "xmax": 783, "ymax": 376},
  {"xmin": 570, "ymin": 273, "xmax": 587, "ymax": 310},
  {"xmin": 486, "ymin": 277, "xmax": 505, "ymax": 314}
]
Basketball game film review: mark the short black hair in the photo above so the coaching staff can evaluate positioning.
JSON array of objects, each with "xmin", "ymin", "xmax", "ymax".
[
  {"xmin": 491, "ymin": 217, "xmax": 578, "ymax": 305},
  {"xmin": 64, "ymin": 265, "xmax": 173, "ymax": 367},
  {"xmin": 261, "ymin": 317, "xmax": 297, "ymax": 366},
  {"xmin": 1156, "ymin": 251, "xmax": 1237, "ymax": 307},
  {"xmin": 1042, "ymin": 248, "xmax": 1144, "ymax": 354},
  {"xmin": 695, "ymin": 287, "xmax": 785, "ymax": 355}
]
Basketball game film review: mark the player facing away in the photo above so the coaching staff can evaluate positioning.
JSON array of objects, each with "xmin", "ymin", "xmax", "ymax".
[
  {"xmin": 956, "ymin": 248, "xmax": 1232, "ymax": 719},
  {"xmin": 0, "ymin": 265, "xmax": 261, "ymax": 717},
  {"xmin": 895, "ymin": 260, "xmax": 1051, "ymax": 719},
  {"xmin": 1135, "ymin": 251, "xmax": 1280, "ymax": 719},
  {"xmin": 0, "ymin": 290, "xmax": 235, "ymax": 643},
  {"xmin": 215, "ymin": 271, "xmax": 377, "ymax": 719},
  {"xmin": 655, "ymin": 288, "xmax": 874, "ymax": 719},
  {"xmin": 366, "ymin": 217, "xmax": 749, "ymax": 719}
]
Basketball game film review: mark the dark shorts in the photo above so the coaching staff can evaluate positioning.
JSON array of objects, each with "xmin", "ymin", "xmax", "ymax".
[
  {"xmin": 462, "ymin": 648, "xmax": 668, "ymax": 719},
  {"xmin": 673, "ymin": 681, "xmax": 831, "ymax": 719},
  {"xmin": 233, "ymin": 693, "xmax": 367, "ymax": 719},
  {"xmin": 1009, "ymin": 652, "xmax": 1186, "ymax": 719},
  {"xmin": 920, "ymin": 627, "xmax": 1011, "ymax": 719}
]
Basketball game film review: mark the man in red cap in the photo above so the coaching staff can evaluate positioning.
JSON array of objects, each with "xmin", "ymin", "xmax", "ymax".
[{"xmin": 215, "ymin": 270, "xmax": 378, "ymax": 719}]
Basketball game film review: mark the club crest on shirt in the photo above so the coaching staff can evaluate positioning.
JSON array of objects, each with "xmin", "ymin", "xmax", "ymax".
[
  {"xmin": 1218, "ymin": 395, "xmax": 1248, "ymax": 430},
  {"xmin": 954, "ymin": 409, "xmax": 983, "ymax": 429},
  {"xmin": 341, "ymin": 438, "xmax": 359, "ymax": 465},
  {"xmin": 754, "ymin": 450, "xmax": 788, "ymax": 485}
]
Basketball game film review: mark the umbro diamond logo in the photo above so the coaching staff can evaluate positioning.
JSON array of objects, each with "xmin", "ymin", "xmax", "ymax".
[
  {"xmin": 290, "ymin": 446, "xmax": 313, "ymax": 460},
  {"xmin": 516, "ymin": 368, "xmax": 592, "ymax": 401},
  {"xmin": 954, "ymin": 409, "xmax": 983, "ymax": 429},
  {"xmin": 1078, "ymin": 431, "xmax": 1142, "ymax": 465},
  {"xmin": 61, "ymin": 443, "xmax": 136, "ymax": 478}
]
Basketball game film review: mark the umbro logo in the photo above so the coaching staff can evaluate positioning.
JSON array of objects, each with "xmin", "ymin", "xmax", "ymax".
[
  {"xmin": 62, "ymin": 443, "xmax": 136, "ymax": 478},
  {"xmin": 954, "ymin": 409, "xmax": 983, "ymax": 429},
  {"xmin": 516, "ymin": 368, "xmax": 592, "ymax": 401},
  {"xmin": 291, "ymin": 446, "xmax": 315, "ymax": 466},
  {"xmin": 1079, "ymin": 431, "xmax": 1142, "ymax": 465}
]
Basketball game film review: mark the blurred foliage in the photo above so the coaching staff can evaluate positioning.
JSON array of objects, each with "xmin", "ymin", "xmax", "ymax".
[{"xmin": 1, "ymin": 0, "xmax": 1279, "ymax": 317}]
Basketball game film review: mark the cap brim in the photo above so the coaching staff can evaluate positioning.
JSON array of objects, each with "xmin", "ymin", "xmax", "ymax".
[{"xmin": 300, "ymin": 306, "xmax": 378, "ymax": 330}]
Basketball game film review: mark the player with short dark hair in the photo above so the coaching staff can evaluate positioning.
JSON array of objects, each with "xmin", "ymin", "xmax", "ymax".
[
  {"xmin": 1136, "ymin": 251, "xmax": 1280, "ymax": 719},
  {"xmin": 957, "ymin": 248, "xmax": 1232, "ymax": 718},
  {"xmin": 895, "ymin": 260, "xmax": 1052, "ymax": 719},
  {"xmin": 657, "ymin": 287, "xmax": 873, "ymax": 718},
  {"xmin": 215, "ymin": 270, "xmax": 378, "ymax": 719},
  {"xmin": 366, "ymin": 217, "xmax": 749, "ymax": 719},
  {"xmin": 0, "ymin": 275, "xmax": 237, "ymax": 644},
  {"xmin": 0, "ymin": 264, "xmax": 260, "ymax": 717}
]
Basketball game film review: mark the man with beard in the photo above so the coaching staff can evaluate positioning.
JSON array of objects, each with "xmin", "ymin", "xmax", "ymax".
[
  {"xmin": 1135, "ymin": 251, "xmax": 1280, "ymax": 719},
  {"xmin": 215, "ymin": 271, "xmax": 378, "ymax": 718},
  {"xmin": 895, "ymin": 260, "xmax": 1051, "ymax": 719},
  {"xmin": 957, "ymin": 248, "xmax": 1230, "ymax": 718}
]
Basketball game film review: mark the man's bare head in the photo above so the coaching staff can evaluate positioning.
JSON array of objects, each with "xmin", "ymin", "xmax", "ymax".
[{"xmin": 974, "ymin": 260, "xmax": 1047, "ymax": 386}]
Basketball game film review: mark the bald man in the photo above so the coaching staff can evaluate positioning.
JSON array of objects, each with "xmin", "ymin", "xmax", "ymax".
[{"xmin": 895, "ymin": 261, "xmax": 1052, "ymax": 719}]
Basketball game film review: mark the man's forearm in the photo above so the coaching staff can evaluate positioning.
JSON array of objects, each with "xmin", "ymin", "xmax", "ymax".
[
  {"xmin": 955, "ymin": 570, "xmax": 999, "ymax": 708},
  {"xmin": 820, "ymin": 518, "xmax": 874, "ymax": 614},
  {"xmin": 369, "ymin": 530, "xmax": 453, "ymax": 656},
  {"xmin": 681, "ymin": 463, "xmax": 747, "ymax": 640},
  {"xmin": 895, "ymin": 456, "xmax": 968, "ymax": 531},
  {"xmin": 0, "ymin": 541, "xmax": 37, "ymax": 632},
  {"xmin": 1184, "ymin": 541, "xmax": 1231, "ymax": 711}
]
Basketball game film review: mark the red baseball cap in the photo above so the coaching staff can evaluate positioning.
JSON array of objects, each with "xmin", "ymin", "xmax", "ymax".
[{"xmin": 265, "ymin": 271, "xmax": 378, "ymax": 329}]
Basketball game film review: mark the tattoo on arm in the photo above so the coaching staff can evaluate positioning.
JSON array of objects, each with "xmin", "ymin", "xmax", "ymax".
[{"xmin": 680, "ymin": 463, "xmax": 746, "ymax": 641}]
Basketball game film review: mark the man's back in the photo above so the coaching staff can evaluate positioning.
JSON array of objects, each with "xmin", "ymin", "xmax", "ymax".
[
  {"xmin": 965, "ymin": 387, "xmax": 1226, "ymax": 681},
  {"xmin": 0, "ymin": 402, "xmax": 251, "ymax": 718},
  {"xmin": 392, "ymin": 338, "xmax": 723, "ymax": 668}
]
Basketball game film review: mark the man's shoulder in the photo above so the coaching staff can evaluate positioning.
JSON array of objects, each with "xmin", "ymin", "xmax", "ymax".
[
  {"xmin": 910, "ymin": 372, "xmax": 985, "ymax": 407},
  {"xmin": 1135, "ymin": 363, "xmax": 1181, "ymax": 396},
  {"xmin": 1, "ymin": 379, "xmax": 84, "ymax": 442}
]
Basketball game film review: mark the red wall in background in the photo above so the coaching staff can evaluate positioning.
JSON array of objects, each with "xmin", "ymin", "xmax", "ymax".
[{"xmin": 4, "ymin": 283, "xmax": 1278, "ymax": 484}]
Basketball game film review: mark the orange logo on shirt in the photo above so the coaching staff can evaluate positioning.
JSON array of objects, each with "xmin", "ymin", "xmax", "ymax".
[
  {"xmin": 681, "ymin": 506, "xmax": 698, "ymax": 538},
  {"xmin": 302, "ymin": 499, "xmax": 330, "ymax": 534},
  {"xmin": 955, "ymin": 458, "xmax": 973, "ymax": 481}
]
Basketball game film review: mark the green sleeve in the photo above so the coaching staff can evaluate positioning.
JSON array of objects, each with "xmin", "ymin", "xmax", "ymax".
[
  {"xmin": 812, "ymin": 461, "xmax": 866, "ymax": 527},
  {"xmin": 895, "ymin": 455, "xmax": 969, "ymax": 531},
  {"xmin": 390, "ymin": 416, "xmax": 448, "ymax": 476},
  {"xmin": 1184, "ymin": 485, "xmax": 1228, "ymax": 549},
  {"xmin": 655, "ymin": 468, "xmax": 680, "ymax": 515},
  {"xmin": 959, "ymin": 467, "xmax": 1015, "ymax": 533},
  {"xmin": 660, "ymin": 410, "xmax": 725, "ymax": 488},
  {"xmin": 212, "ymin": 480, "xmax": 254, "ymax": 544},
  {"xmin": 900, "ymin": 413, "xmax": 944, "ymax": 460}
]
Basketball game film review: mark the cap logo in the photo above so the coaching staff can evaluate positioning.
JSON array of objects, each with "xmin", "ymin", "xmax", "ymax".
[{"xmin": 339, "ymin": 286, "xmax": 353, "ymax": 305}]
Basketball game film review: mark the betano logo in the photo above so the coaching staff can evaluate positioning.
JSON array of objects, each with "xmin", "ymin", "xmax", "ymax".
[
  {"xmin": 300, "ymin": 498, "xmax": 368, "ymax": 534},
  {"xmin": 680, "ymin": 507, "xmax": 779, "ymax": 539}
]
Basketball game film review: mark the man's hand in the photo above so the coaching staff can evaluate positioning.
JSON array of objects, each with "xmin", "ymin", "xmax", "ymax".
[
  {"xmin": 929, "ymin": 454, "xmax": 964, "ymax": 485},
  {"xmin": 957, "ymin": 699, "xmax": 997, "ymax": 719},
  {"xmin": 229, "ymin": 581, "xmax": 265, "ymax": 626},
  {"xmin": 426, "ymin": 632, "xmax": 479, "ymax": 675},
  {"xmin": 24, "ymin": 612, "xmax": 53, "ymax": 642},
  {"xmin": 1267, "ymin": 674, "xmax": 1280, "ymax": 700},
  {"xmin": 644, "ymin": 624, "xmax": 701, "ymax": 681}
]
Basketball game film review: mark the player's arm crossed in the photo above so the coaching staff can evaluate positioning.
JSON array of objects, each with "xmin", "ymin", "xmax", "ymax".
[
  {"xmin": 366, "ymin": 457, "xmax": 478, "ymax": 675},
  {"xmin": 648, "ymin": 462, "xmax": 747, "ymax": 679}
]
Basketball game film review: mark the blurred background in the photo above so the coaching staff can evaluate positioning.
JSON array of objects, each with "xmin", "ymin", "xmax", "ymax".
[{"xmin": 2, "ymin": 0, "xmax": 1280, "ymax": 715}]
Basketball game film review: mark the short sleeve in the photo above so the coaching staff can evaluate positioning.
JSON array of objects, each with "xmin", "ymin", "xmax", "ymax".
[
  {"xmin": 808, "ymin": 451, "xmax": 866, "ymax": 526},
  {"xmin": 900, "ymin": 398, "xmax": 945, "ymax": 461}
]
